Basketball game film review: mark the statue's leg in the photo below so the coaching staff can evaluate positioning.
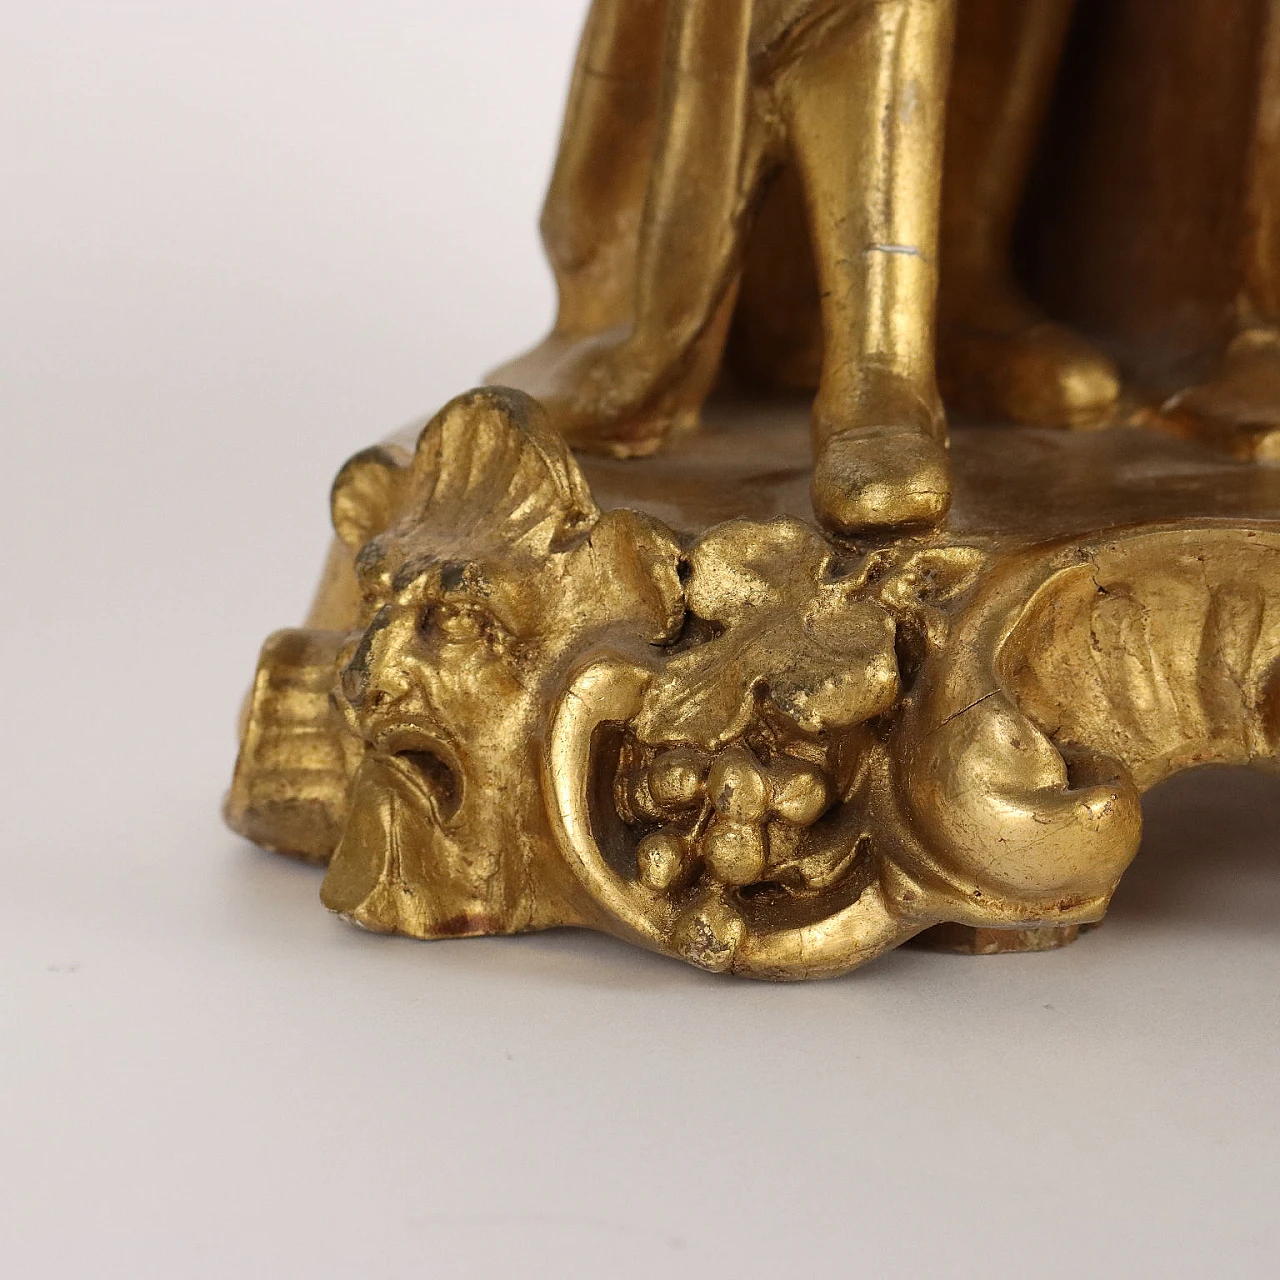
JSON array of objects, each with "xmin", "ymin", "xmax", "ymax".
[
  {"xmin": 783, "ymin": 0, "xmax": 956, "ymax": 533},
  {"xmin": 937, "ymin": 0, "xmax": 1120, "ymax": 427},
  {"xmin": 1241, "ymin": 2, "xmax": 1280, "ymax": 334},
  {"xmin": 497, "ymin": 0, "xmax": 759, "ymax": 457},
  {"xmin": 541, "ymin": 0, "xmax": 668, "ymax": 338},
  {"xmin": 1162, "ymin": 1, "xmax": 1280, "ymax": 458},
  {"xmin": 490, "ymin": 1, "xmax": 666, "ymax": 389}
]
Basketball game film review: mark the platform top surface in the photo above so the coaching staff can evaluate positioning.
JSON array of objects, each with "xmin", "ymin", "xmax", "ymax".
[{"xmin": 577, "ymin": 399, "xmax": 1280, "ymax": 544}]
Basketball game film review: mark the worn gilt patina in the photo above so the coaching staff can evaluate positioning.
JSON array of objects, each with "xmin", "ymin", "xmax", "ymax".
[{"xmin": 229, "ymin": 0, "xmax": 1280, "ymax": 977}]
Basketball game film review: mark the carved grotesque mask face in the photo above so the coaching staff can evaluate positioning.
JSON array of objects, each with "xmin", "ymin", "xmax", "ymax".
[
  {"xmin": 315, "ymin": 388, "xmax": 684, "ymax": 937},
  {"xmin": 325, "ymin": 555, "xmax": 548, "ymax": 936}
]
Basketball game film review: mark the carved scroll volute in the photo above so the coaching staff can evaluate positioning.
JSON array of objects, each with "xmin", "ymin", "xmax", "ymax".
[
  {"xmin": 895, "ymin": 552, "xmax": 1146, "ymax": 921},
  {"xmin": 545, "ymin": 652, "xmax": 675, "ymax": 948},
  {"xmin": 896, "ymin": 527, "xmax": 1280, "ymax": 926}
]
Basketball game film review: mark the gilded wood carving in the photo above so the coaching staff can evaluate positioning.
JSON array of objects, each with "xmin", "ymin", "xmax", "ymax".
[{"xmin": 228, "ymin": 1, "xmax": 1280, "ymax": 977}]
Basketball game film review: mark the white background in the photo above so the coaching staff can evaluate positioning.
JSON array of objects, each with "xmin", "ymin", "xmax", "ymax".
[{"xmin": 3, "ymin": 3, "xmax": 1279, "ymax": 1276}]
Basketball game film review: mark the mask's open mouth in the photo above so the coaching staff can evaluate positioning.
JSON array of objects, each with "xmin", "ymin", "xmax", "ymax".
[
  {"xmin": 370, "ymin": 723, "xmax": 464, "ymax": 823},
  {"xmin": 396, "ymin": 748, "xmax": 461, "ymax": 819}
]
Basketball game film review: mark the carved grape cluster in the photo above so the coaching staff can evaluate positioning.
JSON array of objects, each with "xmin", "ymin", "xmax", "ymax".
[
  {"xmin": 622, "ymin": 740, "xmax": 832, "ymax": 893},
  {"xmin": 609, "ymin": 518, "xmax": 986, "ymax": 970}
]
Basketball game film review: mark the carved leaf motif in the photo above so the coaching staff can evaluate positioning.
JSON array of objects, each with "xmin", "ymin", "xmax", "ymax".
[
  {"xmin": 407, "ymin": 386, "xmax": 599, "ymax": 556},
  {"xmin": 633, "ymin": 517, "xmax": 901, "ymax": 750}
]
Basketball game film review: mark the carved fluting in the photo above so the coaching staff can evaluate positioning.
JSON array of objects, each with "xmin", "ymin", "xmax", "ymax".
[
  {"xmin": 226, "ymin": 388, "xmax": 1280, "ymax": 978},
  {"xmin": 998, "ymin": 534, "xmax": 1280, "ymax": 786},
  {"xmin": 224, "ymin": 629, "xmax": 360, "ymax": 862}
]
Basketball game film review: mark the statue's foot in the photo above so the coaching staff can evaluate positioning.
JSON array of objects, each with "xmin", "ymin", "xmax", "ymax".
[
  {"xmin": 938, "ymin": 290, "xmax": 1120, "ymax": 428},
  {"xmin": 491, "ymin": 293, "xmax": 739, "ymax": 460},
  {"xmin": 1161, "ymin": 327, "xmax": 1280, "ymax": 460},
  {"xmin": 811, "ymin": 379, "xmax": 951, "ymax": 534},
  {"xmin": 812, "ymin": 425, "xmax": 951, "ymax": 534},
  {"xmin": 488, "ymin": 329, "xmax": 685, "ymax": 458}
]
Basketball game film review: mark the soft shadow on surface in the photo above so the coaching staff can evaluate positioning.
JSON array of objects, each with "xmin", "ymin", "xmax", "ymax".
[
  {"xmin": 222, "ymin": 834, "xmax": 727, "ymax": 991},
  {"xmin": 221, "ymin": 765, "xmax": 1280, "ymax": 983},
  {"xmin": 221, "ymin": 833, "xmax": 934, "ymax": 993},
  {"xmin": 223, "ymin": 833, "xmax": 924, "ymax": 991},
  {"xmin": 1108, "ymin": 765, "xmax": 1280, "ymax": 934},
  {"xmin": 226, "ymin": 837, "xmax": 328, "ymax": 926}
]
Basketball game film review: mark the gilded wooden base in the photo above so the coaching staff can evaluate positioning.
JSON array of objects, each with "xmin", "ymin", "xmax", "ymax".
[{"xmin": 227, "ymin": 391, "xmax": 1280, "ymax": 979}]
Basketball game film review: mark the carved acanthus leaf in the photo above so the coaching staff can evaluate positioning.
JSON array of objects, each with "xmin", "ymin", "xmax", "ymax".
[{"xmin": 633, "ymin": 517, "xmax": 901, "ymax": 750}]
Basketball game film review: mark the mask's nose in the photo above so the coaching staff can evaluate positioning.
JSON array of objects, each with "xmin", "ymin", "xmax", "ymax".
[{"xmin": 340, "ymin": 605, "xmax": 409, "ymax": 710}]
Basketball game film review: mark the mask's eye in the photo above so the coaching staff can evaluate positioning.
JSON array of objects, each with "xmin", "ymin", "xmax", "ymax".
[{"xmin": 420, "ymin": 602, "xmax": 489, "ymax": 643}]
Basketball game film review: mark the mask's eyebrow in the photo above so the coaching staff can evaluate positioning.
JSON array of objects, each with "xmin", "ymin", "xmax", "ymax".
[
  {"xmin": 389, "ymin": 555, "xmax": 493, "ymax": 599},
  {"xmin": 391, "ymin": 554, "xmax": 439, "ymax": 594},
  {"xmin": 439, "ymin": 559, "xmax": 467, "ymax": 592},
  {"xmin": 440, "ymin": 559, "xmax": 496, "ymax": 600}
]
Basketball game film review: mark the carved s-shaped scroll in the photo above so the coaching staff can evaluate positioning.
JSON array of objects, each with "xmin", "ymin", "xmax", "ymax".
[{"xmin": 545, "ymin": 650, "xmax": 921, "ymax": 979}]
